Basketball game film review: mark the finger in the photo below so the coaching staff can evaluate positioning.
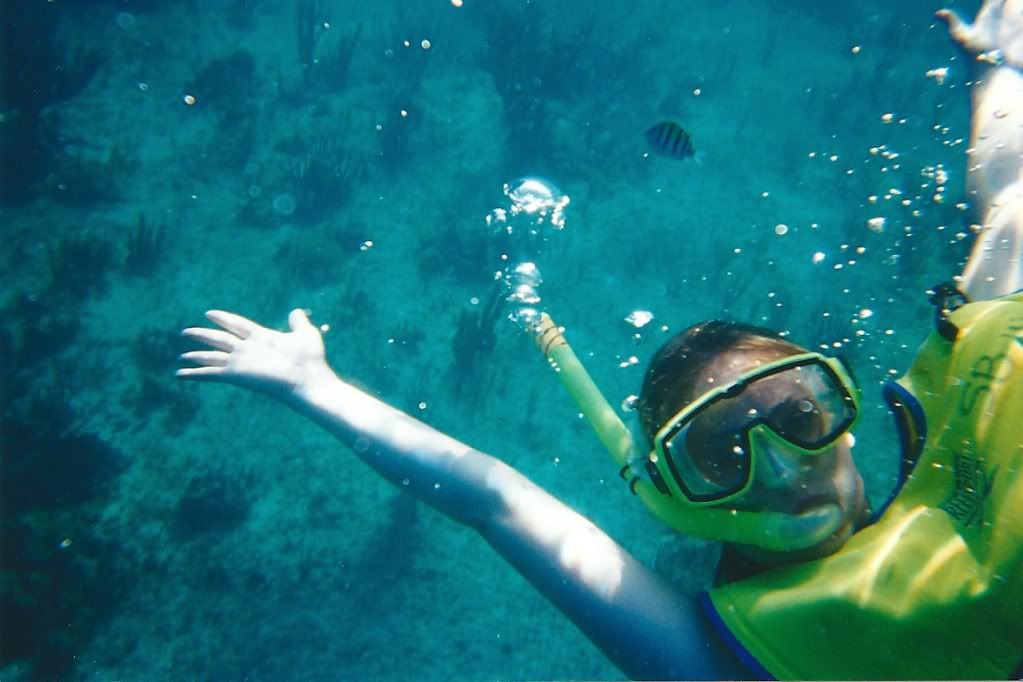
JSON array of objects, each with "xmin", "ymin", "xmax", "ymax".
[
  {"xmin": 180, "ymin": 350, "xmax": 230, "ymax": 367},
  {"xmin": 205, "ymin": 310, "xmax": 257, "ymax": 339},
  {"xmin": 288, "ymin": 308, "xmax": 317, "ymax": 334},
  {"xmin": 175, "ymin": 366, "xmax": 225, "ymax": 380},
  {"xmin": 935, "ymin": 8, "xmax": 973, "ymax": 44},
  {"xmin": 181, "ymin": 327, "xmax": 237, "ymax": 352}
]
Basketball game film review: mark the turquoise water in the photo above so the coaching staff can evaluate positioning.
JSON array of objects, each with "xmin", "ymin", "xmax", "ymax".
[{"xmin": 0, "ymin": 0, "xmax": 980, "ymax": 678}]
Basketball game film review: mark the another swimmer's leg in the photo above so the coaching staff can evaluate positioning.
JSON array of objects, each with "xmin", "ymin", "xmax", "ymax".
[{"xmin": 938, "ymin": 1, "xmax": 1023, "ymax": 299}]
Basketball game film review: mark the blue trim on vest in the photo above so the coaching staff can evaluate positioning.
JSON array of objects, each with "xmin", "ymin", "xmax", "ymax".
[
  {"xmin": 698, "ymin": 592, "xmax": 775, "ymax": 681},
  {"xmin": 873, "ymin": 381, "xmax": 928, "ymax": 521}
]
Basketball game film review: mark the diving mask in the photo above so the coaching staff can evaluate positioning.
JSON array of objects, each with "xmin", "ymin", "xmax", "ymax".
[
  {"xmin": 535, "ymin": 314, "xmax": 860, "ymax": 551},
  {"xmin": 649, "ymin": 353, "xmax": 860, "ymax": 506}
]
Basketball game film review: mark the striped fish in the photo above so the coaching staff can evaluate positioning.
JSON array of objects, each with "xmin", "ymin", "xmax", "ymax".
[{"xmin": 645, "ymin": 121, "xmax": 695, "ymax": 160}]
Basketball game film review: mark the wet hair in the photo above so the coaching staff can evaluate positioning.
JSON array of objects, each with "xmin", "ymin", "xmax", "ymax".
[{"xmin": 637, "ymin": 320, "xmax": 804, "ymax": 443}]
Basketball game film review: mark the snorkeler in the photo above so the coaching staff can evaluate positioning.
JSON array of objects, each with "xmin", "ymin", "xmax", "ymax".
[{"xmin": 178, "ymin": 2, "xmax": 1023, "ymax": 679}]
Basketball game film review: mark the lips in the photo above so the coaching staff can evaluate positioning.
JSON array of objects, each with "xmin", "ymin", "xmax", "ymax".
[
  {"xmin": 792, "ymin": 494, "xmax": 837, "ymax": 516},
  {"xmin": 767, "ymin": 503, "xmax": 845, "ymax": 551}
]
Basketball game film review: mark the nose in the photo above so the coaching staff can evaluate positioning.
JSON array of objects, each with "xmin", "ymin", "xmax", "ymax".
[{"xmin": 753, "ymin": 435, "xmax": 803, "ymax": 490}]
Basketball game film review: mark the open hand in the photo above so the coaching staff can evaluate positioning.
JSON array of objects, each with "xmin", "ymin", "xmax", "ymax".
[
  {"xmin": 937, "ymin": 0, "xmax": 1023, "ymax": 69},
  {"xmin": 177, "ymin": 309, "xmax": 330, "ymax": 399}
]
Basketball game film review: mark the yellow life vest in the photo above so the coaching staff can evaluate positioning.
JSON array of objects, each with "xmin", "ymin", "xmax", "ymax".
[{"xmin": 707, "ymin": 292, "xmax": 1023, "ymax": 680}]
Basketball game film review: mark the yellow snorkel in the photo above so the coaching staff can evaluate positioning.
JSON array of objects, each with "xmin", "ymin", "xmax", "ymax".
[{"xmin": 534, "ymin": 313, "xmax": 844, "ymax": 552}]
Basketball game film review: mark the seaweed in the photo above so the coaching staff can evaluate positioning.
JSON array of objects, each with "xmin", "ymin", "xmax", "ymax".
[
  {"xmin": 130, "ymin": 325, "xmax": 200, "ymax": 434},
  {"xmin": 449, "ymin": 283, "xmax": 506, "ymax": 394},
  {"xmin": 283, "ymin": 136, "xmax": 365, "ymax": 225},
  {"xmin": 295, "ymin": 0, "xmax": 323, "ymax": 75},
  {"xmin": 476, "ymin": 3, "xmax": 558, "ymax": 165},
  {"xmin": 476, "ymin": 2, "xmax": 619, "ymax": 169},
  {"xmin": 415, "ymin": 216, "xmax": 493, "ymax": 287},
  {"xmin": 46, "ymin": 231, "xmax": 115, "ymax": 301},
  {"xmin": 316, "ymin": 23, "xmax": 363, "ymax": 92},
  {"xmin": 295, "ymin": 1, "xmax": 362, "ymax": 92},
  {"xmin": 123, "ymin": 213, "xmax": 167, "ymax": 276}
]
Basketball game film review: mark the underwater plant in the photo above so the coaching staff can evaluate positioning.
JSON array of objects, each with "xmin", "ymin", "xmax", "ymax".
[
  {"xmin": 295, "ymin": 0, "xmax": 362, "ymax": 92},
  {"xmin": 415, "ymin": 217, "xmax": 493, "ymax": 287},
  {"xmin": 123, "ymin": 213, "xmax": 167, "ymax": 277},
  {"xmin": 449, "ymin": 283, "xmax": 506, "ymax": 395},
  {"xmin": 46, "ymin": 231, "xmax": 116, "ymax": 302},
  {"xmin": 315, "ymin": 23, "xmax": 363, "ymax": 92},
  {"xmin": 283, "ymin": 136, "xmax": 366, "ymax": 225},
  {"xmin": 131, "ymin": 325, "xmax": 200, "ymax": 434}
]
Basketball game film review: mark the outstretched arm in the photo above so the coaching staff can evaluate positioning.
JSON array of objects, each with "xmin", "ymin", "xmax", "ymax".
[
  {"xmin": 178, "ymin": 309, "xmax": 747, "ymax": 681},
  {"xmin": 938, "ymin": 0, "xmax": 1023, "ymax": 299}
]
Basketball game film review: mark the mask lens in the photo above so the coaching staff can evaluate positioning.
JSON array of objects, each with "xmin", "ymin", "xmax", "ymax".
[
  {"xmin": 656, "ymin": 356, "xmax": 857, "ymax": 504},
  {"xmin": 662, "ymin": 424, "xmax": 750, "ymax": 498},
  {"xmin": 757, "ymin": 363, "xmax": 855, "ymax": 447}
]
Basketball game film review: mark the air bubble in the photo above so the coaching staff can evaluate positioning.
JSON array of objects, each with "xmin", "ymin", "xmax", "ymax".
[
  {"xmin": 116, "ymin": 12, "xmax": 137, "ymax": 30},
  {"xmin": 272, "ymin": 192, "xmax": 297, "ymax": 216}
]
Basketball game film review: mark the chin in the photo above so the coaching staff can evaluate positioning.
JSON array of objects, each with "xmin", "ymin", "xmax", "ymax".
[
  {"xmin": 736, "ymin": 484, "xmax": 863, "ymax": 564},
  {"xmin": 733, "ymin": 519, "xmax": 855, "ymax": 567}
]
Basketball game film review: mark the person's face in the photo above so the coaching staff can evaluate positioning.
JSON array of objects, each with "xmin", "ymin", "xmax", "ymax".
[{"xmin": 688, "ymin": 350, "xmax": 866, "ymax": 564}]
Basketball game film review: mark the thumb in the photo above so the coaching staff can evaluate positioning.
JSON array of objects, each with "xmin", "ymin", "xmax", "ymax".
[
  {"xmin": 935, "ymin": 8, "xmax": 973, "ymax": 46},
  {"xmin": 288, "ymin": 308, "xmax": 318, "ymax": 334}
]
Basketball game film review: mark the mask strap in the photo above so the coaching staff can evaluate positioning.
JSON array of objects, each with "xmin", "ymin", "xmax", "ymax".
[{"xmin": 929, "ymin": 281, "xmax": 969, "ymax": 342}]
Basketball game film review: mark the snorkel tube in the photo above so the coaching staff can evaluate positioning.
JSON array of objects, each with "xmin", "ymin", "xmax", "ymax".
[
  {"xmin": 534, "ymin": 313, "xmax": 843, "ymax": 552},
  {"xmin": 534, "ymin": 313, "xmax": 636, "ymax": 470}
]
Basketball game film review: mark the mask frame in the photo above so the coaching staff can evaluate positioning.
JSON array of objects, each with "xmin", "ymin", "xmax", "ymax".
[{"xmin": 650, "ymin": 352, "xmax": 861, "ymax": 506}]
